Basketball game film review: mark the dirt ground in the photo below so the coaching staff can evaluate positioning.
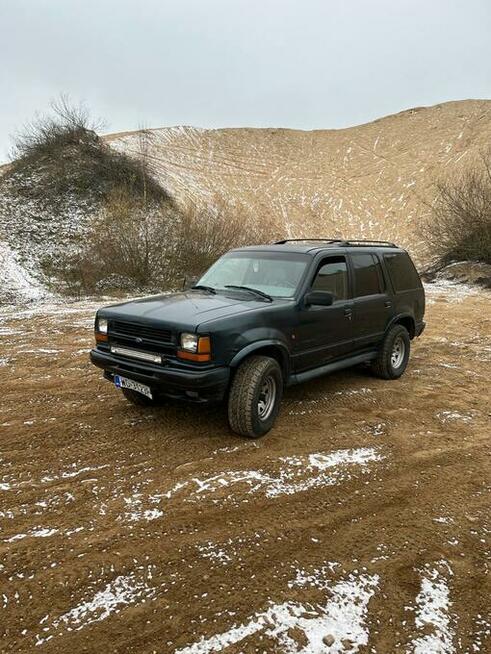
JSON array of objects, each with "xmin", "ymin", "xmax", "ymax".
[{"xmin": 0, "ymin": 282, "xmax": 490, "ymax": 654}]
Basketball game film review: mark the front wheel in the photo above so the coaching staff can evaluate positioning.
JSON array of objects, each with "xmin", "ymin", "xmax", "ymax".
[
  {"xmin": 371, "ymin": 324, "xmax": 410, "ymax": 379},
  {"xmin": 228, "ymin": 355, "xmax": 283, "ymax": 438}
]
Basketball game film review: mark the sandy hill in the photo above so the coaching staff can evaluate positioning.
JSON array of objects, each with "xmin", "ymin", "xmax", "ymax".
[
  {"xmin": 108, "ymin": 99, "xmax": 491, "ymax": 267},
  {"xmin": 1, "ymin": 99, "xmax": 490, "ymax": 301}
]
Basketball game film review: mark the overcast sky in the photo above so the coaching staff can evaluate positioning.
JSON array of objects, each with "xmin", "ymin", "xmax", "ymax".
[{"xmin": 0, "ymin": 0, "xmax": 490, "ymax": 161}]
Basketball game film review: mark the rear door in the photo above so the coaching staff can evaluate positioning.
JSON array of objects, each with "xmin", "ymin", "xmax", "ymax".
[
  {"xmin": 349, "ymin": 252, "xmax": 394, "ymax": 351},
  {"xmin": 293, "ymin": 255, "xmax": 354, "ymax": 371},
  {"xmin": 383, "ymin": 251, "xmax": 425, "ymax": 327}
]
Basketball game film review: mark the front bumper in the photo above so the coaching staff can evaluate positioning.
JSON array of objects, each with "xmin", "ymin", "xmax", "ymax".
[
  {"xmin": 90, "ymin": 348, "xmax": 230, "ymax": 402},
  {"xmin": 415, "ymin": 320, "xmax": 426, "ymax": 337}
]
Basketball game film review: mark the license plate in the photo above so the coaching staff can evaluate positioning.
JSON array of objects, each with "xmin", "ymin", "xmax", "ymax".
[{"xmin": 114, "ymin": 375, "xmax": 153, "ymax": 399}]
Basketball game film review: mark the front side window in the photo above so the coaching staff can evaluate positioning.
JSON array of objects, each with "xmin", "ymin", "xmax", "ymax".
[
  {"xmin": 311, "ymin": 257, "xmax": 348, "ymax": 301},
  {"xmin": 197, "ymin": 251, "xmax": 309, "ymax": 298},
  {"xmin": 351, "ymin": 253, "xmax": 384, "ymax": 297}
]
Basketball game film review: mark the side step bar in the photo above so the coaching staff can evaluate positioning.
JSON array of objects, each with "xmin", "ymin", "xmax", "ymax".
[{"xmin": 288, "ymin": 351, "xmax": 377, "ymax": 386}]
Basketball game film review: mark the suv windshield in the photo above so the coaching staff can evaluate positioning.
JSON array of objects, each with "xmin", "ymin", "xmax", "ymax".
[{"xmin": 197, "ymin": 251, "xmax": 309, "ymax": 299}]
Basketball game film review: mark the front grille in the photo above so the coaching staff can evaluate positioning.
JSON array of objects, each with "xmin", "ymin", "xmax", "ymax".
[{"xmin": 110, "ymin": 320, "xmax": 173, "ymax": 344}]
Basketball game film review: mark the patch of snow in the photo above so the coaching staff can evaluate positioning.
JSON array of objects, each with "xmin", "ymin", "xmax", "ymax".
[
  {"xmin": 433, "ymin": 517, "xmax": 454, "ymax": 525},
  {"xmin": 436, "ymin": 411, "xmax": 474, "ymax": 423},
  {"xmin": 176, "ymin": 566, "xmax": 379, "ymax": 653},
  {"xmin": 35, "ymin": 573, "xmax": 155, "ymax": 645},
  {"xmin": 424, "ymin": 280, "xmax": 484, "ymax": 302},
  {"xmin": 40, "ymin": 463, "xmax": 110, "ymax": 484},
  {"xmin": 407, "ymin": 562, "xmax": 455, "ymax": 654},
  {"xmin": 197, "ymin": 541, "xmax": 233, "ymax": 566},
  {"xmin": 0, "ymin": 241, "xmax": 48, "ymax": 302},
  {"xmin": 164, "ymin": 447, "xmax": 383, "ymax": 503},
  {"xmin": 6, "ymin": 527, "xmax": 59, "ymax": 543}
]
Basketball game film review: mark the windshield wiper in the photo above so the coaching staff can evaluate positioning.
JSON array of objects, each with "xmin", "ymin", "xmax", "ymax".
[
  {"xmin": 191, "ymin": 284, "xmax": 216, "ymax": 294},
  {"xmin": 224, "ymin": 285, "xmax": 273, "ymax": 302}
]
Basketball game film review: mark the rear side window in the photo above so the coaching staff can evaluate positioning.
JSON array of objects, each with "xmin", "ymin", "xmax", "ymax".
[
  {"xmin": 384, "ymin": 252, "xmax": 421, "ymax": 292},
  {"xmin": 311, "ymin": 256, "xmax": 348, "ymax": 301},
  {"xmin": 351, "ymin": 253, "xmax": 384, "ymax": 297}
]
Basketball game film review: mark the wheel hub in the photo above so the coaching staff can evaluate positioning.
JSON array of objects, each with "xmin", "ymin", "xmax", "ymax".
[
  {"xmin": 391, "ymin": 336, "xmax": 405, "ymax": 369},
  {"xmin": 257, "ymin": 375, "xmax": 276, "ymax": 421}
]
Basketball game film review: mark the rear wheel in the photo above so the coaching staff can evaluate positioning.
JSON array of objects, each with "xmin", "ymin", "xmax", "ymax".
[
  {"xmin": 371, "ymin": 324, "xmax": 410, "ymax": 379},
  {"xmin": 228, "ymin": 355, "xmax": 283, "ymax": 438},
  {"xmin": 121, "ymin": 387, "xmax": 159, "ymax": 406}
]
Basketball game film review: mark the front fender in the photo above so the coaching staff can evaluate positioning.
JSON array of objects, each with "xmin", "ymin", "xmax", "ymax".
[{"xmin": 229, "ymin": 339, "xmax": 291, "ymax": 374}]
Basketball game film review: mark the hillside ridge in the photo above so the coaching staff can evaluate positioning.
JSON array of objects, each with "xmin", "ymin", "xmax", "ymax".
[
  {"xmin": 107, "ymin": 98, "xmax": 491, "ymax": 265},
  {"xmin": 1, "ymin": 98, "xmax": 490, "ymax": 301},
  {"xmin": 103, "ymin": 99, "xmax": 490, "ymax": 139}
]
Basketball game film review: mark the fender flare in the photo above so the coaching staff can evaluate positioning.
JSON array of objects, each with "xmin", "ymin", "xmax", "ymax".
[
  {"xmin": 229, "ymin": 340, "xmax": 291, "ymax": 376},
  {"xmin": 385, "ymin": 313, "xmax": 415, "ymax": 338}
]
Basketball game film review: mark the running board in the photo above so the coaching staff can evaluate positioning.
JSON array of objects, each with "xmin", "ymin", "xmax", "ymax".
[{"xmin": 288, "ymin": 351, "xmax": 377, "ymax": 386}]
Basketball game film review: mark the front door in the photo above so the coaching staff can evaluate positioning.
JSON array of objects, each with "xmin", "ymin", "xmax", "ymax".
[{"xmin": 292, "ymin": 255, "xmax": 353, "ymax": 372}]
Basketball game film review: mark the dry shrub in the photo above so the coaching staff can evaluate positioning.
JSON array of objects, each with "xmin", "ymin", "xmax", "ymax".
[
  {"xmin": 7, "ymin": 95, "xmax": 167, "ymax": 203},
  {"xmin": 42, "ymin": 189, "xmax": 178, "ymax": 294},
  {"xmin": 47, "ymin": 194, "xmax": 275, "ymax": 295},
  {"xmin": 426, "ymin": 153, "xmax": 491, "ymax": 266},
  {"xmin": 174, "ymin": 200, "xmax": 275, "ymax": 278}
]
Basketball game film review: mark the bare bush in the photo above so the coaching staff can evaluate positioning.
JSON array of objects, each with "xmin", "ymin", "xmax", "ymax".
[
  {"xmin": 7, "ymin": 95, "xmax": 168, "ymax": 203},
  {"xmin": 173, "ymin": 200, "xmax": 274, "ymax": 279},
  {"xmin": 46, "ymin": 194, "xmax": 275, "ymax": 295},
  {"xmin": 10, "ymin": 94, "xmax": 102, "ymax": 161},
  {"xmin": 42, "ymin": 188, "xmax": 179, "ymax": 294},
  {"xmin": 426, "ymin": 153, "xmax": 491, "ymax": 266}
]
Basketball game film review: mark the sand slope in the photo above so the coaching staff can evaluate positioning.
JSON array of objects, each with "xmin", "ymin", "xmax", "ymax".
[{"xmin": 108, "ymin": 99, "xmax": 491, "ymax": 266}]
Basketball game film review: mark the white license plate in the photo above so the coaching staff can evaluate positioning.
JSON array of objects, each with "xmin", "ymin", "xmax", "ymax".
[{"xmin": 114, "ymin": 375, "xmax": 153, "ymax": 399}]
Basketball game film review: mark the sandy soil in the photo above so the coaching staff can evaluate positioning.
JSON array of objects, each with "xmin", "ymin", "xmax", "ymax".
[{"xmin": 0, "ymin": 283, "xmax": 490, "ymax": 653}]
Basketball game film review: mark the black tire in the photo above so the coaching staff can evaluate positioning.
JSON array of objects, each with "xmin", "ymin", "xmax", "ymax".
[
  {"xmin": 121, "ymin": 387, "xmax": 159, "ymax": 407},
  {"xmin": 228, "ymin": 355, "xmax": 283, "ymax": 438},
  {"xmin": 371, "ymin": 324, "xmax": 410, "ymax": 380}
]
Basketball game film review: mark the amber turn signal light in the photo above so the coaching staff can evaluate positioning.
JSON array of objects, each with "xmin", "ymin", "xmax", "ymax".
[
  {"xmin": 177, "ymin": 351, "xmax": 211, "ymax": 362},
  {"xmin": 178, "ymin": 336, "xmax": 211, "ymax": 362}
]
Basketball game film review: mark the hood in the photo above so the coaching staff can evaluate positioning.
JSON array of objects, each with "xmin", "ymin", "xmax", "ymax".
[{"xmin": 99, "ymin": 290, "xmax": 269, "ymax": 330}]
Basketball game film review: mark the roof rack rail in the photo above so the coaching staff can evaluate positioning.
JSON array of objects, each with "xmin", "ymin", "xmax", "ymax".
[
  {"xmin": 274, "ymin": 238, "xmax": 397, "ymax": 248},
  {"xmin": 274, "ymin": 238, "xmax": 347, "ymax": 245},
  {"xmin": 343, "ymin": 239, "xmax": 397, "ymax": 248}
]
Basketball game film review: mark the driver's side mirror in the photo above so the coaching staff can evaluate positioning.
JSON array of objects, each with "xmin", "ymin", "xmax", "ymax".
[
  {"xmin": 304, "ymin": 290, "xmax": 335, "ymax": 307},
  {"xmin": 182, "ymin": 276, "xmax": 199, "ymax": 291}
]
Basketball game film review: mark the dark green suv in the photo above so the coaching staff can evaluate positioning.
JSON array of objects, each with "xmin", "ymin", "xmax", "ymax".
[{"xmin": 90, "ymin": 239, "xmax": 425, "ymax": 437}]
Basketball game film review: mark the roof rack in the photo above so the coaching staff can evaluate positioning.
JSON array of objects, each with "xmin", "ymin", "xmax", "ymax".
[{"xmin": 274, "ymin": 238, "xmax": 397, "ymax": 248}]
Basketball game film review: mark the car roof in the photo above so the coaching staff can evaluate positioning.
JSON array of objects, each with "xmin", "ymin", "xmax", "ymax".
[{"xmin": 232, "ymin": 240, "xmax": 404, "ymax": 256}]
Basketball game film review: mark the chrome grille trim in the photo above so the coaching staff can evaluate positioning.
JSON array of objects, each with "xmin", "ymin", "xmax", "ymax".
[{"xmin": 110, "ymin": 346, "xmax": 162, "ymax": 364}]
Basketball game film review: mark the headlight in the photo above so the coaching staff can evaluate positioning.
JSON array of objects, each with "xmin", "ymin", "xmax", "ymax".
[
  {"xmin": 96, "ymin": 317, "xmax": 108, "ymax": 334},
  {"xmin": 180, "ymin": 332, "xmax": 198, "ymax": 352}
]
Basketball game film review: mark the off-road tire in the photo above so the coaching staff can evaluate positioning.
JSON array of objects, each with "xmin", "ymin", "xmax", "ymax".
[
  {"xmin": 228, "ymin": 355, "xmax": 283, "ymax": 438},
  {"xmin": 121, "ymin": 387, "xmax": 158, "ymax": 406},
  {"xmin": 371, "ymin": 324, "xmax": 410, "ymax": 380}
]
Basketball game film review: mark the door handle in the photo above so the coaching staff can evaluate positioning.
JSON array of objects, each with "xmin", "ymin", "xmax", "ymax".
[
  {"xmin": 344, "ymin": 307, "xmax": 352, "ymax": 319},
  {"xmin": 384, "ymin": 301, "xmax": 392, "ymax": 308}
]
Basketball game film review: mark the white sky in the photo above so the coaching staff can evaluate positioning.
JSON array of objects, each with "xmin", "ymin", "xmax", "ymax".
[{"xmin": 0, "ymin": 0, "xmax": 490, "ymax": 161}]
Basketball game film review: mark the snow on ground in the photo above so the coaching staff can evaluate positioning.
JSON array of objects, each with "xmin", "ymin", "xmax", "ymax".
[
  {"xmin": 407, "ymin": 561, "xmax": 455, "ymax": 654},
  {"xmin": 175, "ymin": 565, "xmax": 379, "ymax": 653},
  {"xmin": 424, "ymin": 280, "xmax": 489, "ymax": 303},
  {"xmin": 159, "ymin": 447, "xmax": 384, "ymax": 504},
  {"xmin": 35, "ymin": 572, "xmax": 157, "ymax": 646},
  {"xmin": 0, "ymin": 241, "xmax": 48, "ymax": 302}
]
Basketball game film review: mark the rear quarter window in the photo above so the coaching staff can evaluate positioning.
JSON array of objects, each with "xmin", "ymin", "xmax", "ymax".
[{"xmin": 384, "ymin": 252, "xmax": 421, "ymax": 292}]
